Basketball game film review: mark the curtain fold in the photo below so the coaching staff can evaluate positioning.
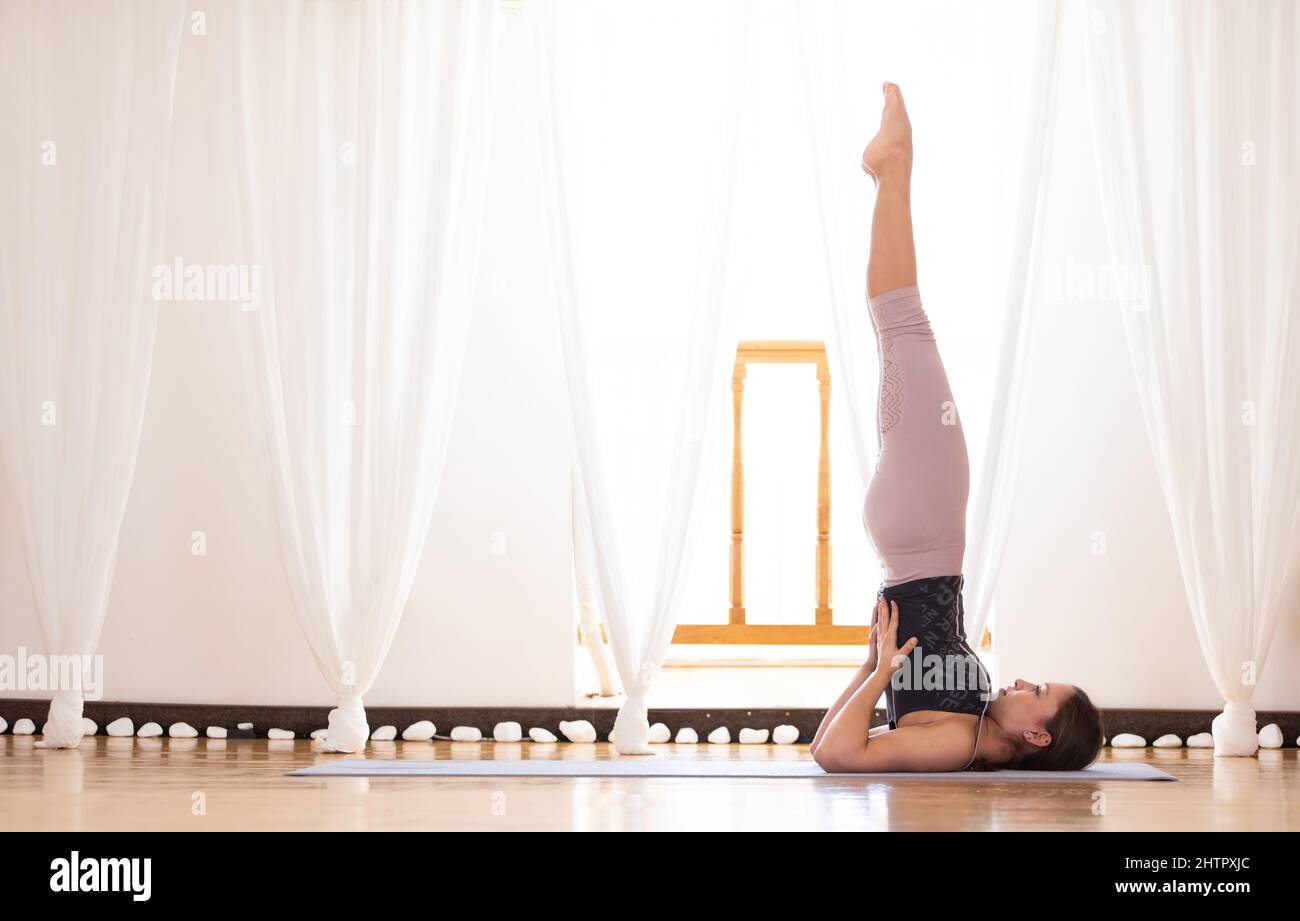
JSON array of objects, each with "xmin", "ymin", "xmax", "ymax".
[
  {"xmin": 796, "ymin": 0, "xmax": 1062, "ymax": 646},
  {"xmin": 231, "ymin": 0, "xmax": 498, "ymax": 752},
  {"xmin": 572, "ymin": 464, "xmax": 619, "ymax": 698},
  {"xmin": 0, "ymin": 0, "xmax": 186, "ymax": 748},
  {"xmin": 1083, "ymin": 0, "xmax": 1300, "ymax": 755},
  {"xmin": 533, "ymin": 0, "xmax": 750, "ymax": 753},
  {"xmin": 956, "ymin": 3, "xmax": 1062, "ymax": 648}
]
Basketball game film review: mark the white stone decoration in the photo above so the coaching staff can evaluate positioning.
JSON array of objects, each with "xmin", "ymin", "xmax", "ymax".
[
  {"xmin": 402, "ymin": 720, "xmax": 437, "ymax": 742},
  {"xmin": 772, "ymin": 725, "xmax": 799, "ymax": 745},
  {"xmin": 558, "ymin": 720, "xmax": 596, "ymax": 743},
  {"xmin": 493, "ymin": 721, "xmax": 522, "ymax": 742},
  {"xmin": 1109, "ymin": 732, "xmax": 1146, "ymax": 748},
  {"xmin": 1258, "ymin": 723, "xmax": 1283, "ymax": 749}
]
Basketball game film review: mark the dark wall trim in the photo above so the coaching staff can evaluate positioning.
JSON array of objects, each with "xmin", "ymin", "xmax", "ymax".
[{"xmin": 0, "ymin": 699, "xmax": 1296, "ymax": 746}]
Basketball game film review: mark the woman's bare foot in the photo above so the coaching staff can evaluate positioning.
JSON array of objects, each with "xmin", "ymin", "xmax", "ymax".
[{"xmin": 861, "ymin": 82, "xmax": 912, "ymax": 186}]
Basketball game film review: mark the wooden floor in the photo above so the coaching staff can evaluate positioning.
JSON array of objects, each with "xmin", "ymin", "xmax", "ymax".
[{"xmin": 1, "ymin": 736, "xmax": 1295, "ymax": 831}]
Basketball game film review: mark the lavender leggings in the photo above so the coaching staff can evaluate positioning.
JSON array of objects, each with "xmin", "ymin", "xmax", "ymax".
[{"xmin": 861, "ymin": 285, "xmax": 970, "ymax": 586}]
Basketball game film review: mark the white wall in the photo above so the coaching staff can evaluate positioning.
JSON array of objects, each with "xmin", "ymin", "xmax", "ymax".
[{"xmin": 1, "ymin": 8, "xmax": 1295, "ymax": 711}]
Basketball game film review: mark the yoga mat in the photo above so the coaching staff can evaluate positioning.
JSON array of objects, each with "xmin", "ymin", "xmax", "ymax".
[{"xmin": 288, "ymin": 758, "xmax": 1175, "ymax": 781}]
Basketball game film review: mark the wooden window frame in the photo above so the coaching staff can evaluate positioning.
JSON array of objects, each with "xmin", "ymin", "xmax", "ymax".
[{"xmin": 671, "ymin": 340, "xmax": 869, "ymax": 645}]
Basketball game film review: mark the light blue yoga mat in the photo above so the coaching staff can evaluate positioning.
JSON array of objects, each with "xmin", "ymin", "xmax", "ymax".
[{"xmin": 288, "ymin": 758, "xmax": 1175, "ymax": 781}]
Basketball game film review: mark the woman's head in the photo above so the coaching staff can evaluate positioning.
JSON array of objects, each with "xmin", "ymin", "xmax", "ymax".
[{"xmin": 987, "ymin": 679, "xmax": 1104, "ymax": 770}]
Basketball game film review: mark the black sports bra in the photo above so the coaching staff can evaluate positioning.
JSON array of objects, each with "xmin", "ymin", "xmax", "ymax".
[{"xmin": 880, "ymin": 575, "xmax": 992, "ymax": 747}]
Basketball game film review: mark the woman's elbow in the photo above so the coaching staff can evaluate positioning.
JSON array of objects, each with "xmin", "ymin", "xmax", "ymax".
[{"xmin": 812, "ymin": 744, "xmax": 844, "ymax": 773}]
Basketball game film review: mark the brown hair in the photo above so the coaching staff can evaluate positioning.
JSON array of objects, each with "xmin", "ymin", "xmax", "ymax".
[
  {"xmin": 969, "ymin": 686, "xmax": 1105, "ymax": 772},
  {"xmin": 1015, "ymin": 686, "xmax": 1104, "ymax": 771}
]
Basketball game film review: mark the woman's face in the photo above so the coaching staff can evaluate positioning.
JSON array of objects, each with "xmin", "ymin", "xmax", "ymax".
[{"xmin": 988, "ymin": 678, "xmax": 1074, "ymax": 748}]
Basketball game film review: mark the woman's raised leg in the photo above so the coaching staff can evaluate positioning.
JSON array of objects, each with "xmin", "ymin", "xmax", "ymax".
[
  {"xmin": 862, "ymin": 83, "xmax": 916, "ymax": 297},
  {"xmin": 860, "ymin": 84, "xmax": 970, "ymax": 586}
]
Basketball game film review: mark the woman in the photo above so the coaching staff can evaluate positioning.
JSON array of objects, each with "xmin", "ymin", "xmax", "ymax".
[{"xmin": 811, "ymin": 83, "xmax": 1104, "ymax": 773}]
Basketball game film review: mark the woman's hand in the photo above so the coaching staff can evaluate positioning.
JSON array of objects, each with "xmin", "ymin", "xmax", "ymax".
[
  {"xmin": 864, "ymin": 596, "xmax": 883, "ymax": 673},
  {"xmin": 876, "ymin": 599, "xmax": 918, "ymax": 675}
]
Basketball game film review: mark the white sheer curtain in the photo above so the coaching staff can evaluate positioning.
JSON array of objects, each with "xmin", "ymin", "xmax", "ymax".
[
  {"xmin": 232, "ymin": 0, "xmax": 498, "ymax": 752},
  {"xmin": 572, "ymin": 464, "xmax": 618, "ymax": 698},
  {"xmin": 533, "ymin": 0, "xmax": 750, "ymax": 753},
  {"xmin": 1083, "ymin": 0, "xmax": 1300, "ymax": 755},
  {"xmin": 0, "ymin": 1, "xmax": 185, "ymax": 748},
  {"xmin": 795, "ymin": 0, "xmax": 1062, "ymax": 645}
]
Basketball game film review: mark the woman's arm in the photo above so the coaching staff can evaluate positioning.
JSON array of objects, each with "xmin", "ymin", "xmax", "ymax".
[
  {"xmin": 812, "ymin": 666, "xmax": 896, "ymax": 770},
  {"xmin": 818, "ymin": 720, "xmax": 978, "ymax": 773},
  {"xmin": 813, "ymin": 599, "xmax": 976, "ymax": 773},
  {"xmin": 810, "ymin": 599, "xmax": 882, "ymax": 753},
  {"xmin": 810, "ymin": 659, "xmax": 875, "ymax": 754}
]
